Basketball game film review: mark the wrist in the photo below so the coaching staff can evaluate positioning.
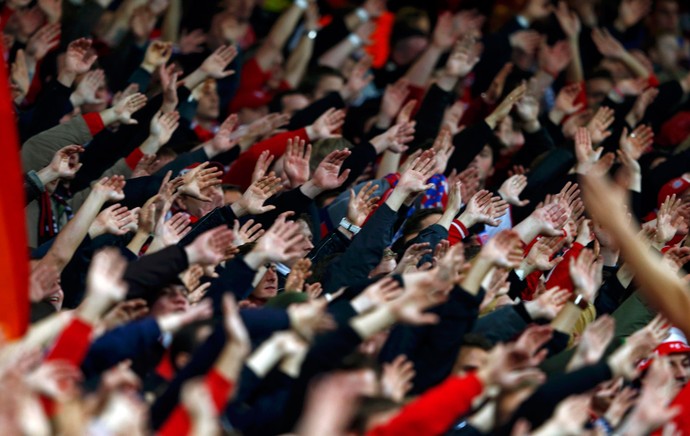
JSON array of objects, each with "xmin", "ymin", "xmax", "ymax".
[
  {"xmin": 458, "ymin": 211, "xmax": 477, "ymax": 229},
  {"xmin": 300, "ymin": 180, "xmax": 323, "ymax": 199},
  {"xmin": 350, "ymin": 305, "xmax": 396, "ymax": 339},
  {"xmin": 549, "ymin": 108, "xmax": 565, "ymax": 125},
  {"xmin": 385, "ymin": 186, "xmax": 411, "ymax": 212},
  {"xmin": 484, "ymin": 114, "xmax": 498, "ymax": 130},
  {"xmin": 230, "ymin": 201, "xmax": 248, "ymax": 218},
  {"xmin": 36, "ymin": 166, "xmax": 59, "ymax": 186},
  {"xmin": 140, "ymin": 136, "xmax": 162, "ymax": 154},
  {"xmin": 523, "ymin": 119, "xmax": 540, "ymax": 133},
  {"xmin": 140, "ymin": 61, "xmax": 157, "ymax": 74},
  {"xmin": 243, "ymin": 251, "xmax": 268, "ymax": 271},
  {"xmin": 58, "ymin": 71, "xmax": 77, "ymax": 88},
  {"xmin": 69, "ymin": 92, "xmax": 84, "ymax": 108},
  {"xmin": 375, "ymin": 113, "xmax": 393, "ymax": 129},
  {"xmin": 99, "ymin": 107, "xmax": 118, "ymax": 127}
]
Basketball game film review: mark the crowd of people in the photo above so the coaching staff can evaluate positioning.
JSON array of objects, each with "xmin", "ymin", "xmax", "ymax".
[{"xmin": 3, "ymin": 0, "xmax": 690, "ymax": 433}]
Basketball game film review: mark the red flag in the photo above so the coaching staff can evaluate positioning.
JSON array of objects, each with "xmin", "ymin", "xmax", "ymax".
[{"xmin": 0, "ymin": 40, "xmax": 29, "ymax": 339}]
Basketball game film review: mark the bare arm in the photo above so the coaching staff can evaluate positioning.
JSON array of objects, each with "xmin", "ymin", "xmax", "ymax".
[{"xmin": 255, "ymin": 3, "xmax": 305, "ymax": 71}]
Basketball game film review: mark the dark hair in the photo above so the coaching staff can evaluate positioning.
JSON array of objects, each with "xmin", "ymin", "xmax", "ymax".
[
  {"xmin": 401, "ymin": 208, "xmax": 443, "ymax": 240},
  {"xmin": 461, "ymin": 333, "xmax": 494, "ymax": 351},
  {"xmin": 586, "ymin": 68, "xmax": 614, "ymax": 83},
  {"xmin": 300, "ymin": 66, "xmax": 346, "ymax": 97},
  {"xmin": 268, "ymin": 89, "xmax": 307, "ymax": 113}
]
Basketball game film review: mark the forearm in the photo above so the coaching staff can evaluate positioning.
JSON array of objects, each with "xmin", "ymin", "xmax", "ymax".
[
  {"xmin": 284, "ymin": 35, "xmax": 313, "ymax": 89},
  {"xmin": 126, "ymin": 230, "xmax": 149, "ymax": 256},
  {"xmin": 461, "ymin": 257, "xmax": 494, "ymax": 295},
  {"xmin": 40, "ymin": 192, "xmax": 106, "ymax": 272},
  {"xmin": 566, "ymin": 38, "xmax": 584, "ymax": 84},
  {"xmin": 318, "ymin": 36, "xmax": 358, "ymax": 69},
  {"xmin": 375, "ymin": 153, "xmax": 401, "ymax": 179}
]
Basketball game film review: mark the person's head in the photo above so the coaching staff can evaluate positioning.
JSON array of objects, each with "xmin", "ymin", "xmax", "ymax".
[
  {"xmin": 293, "ymin": 215, "xmax": 315, "ymax": 260},
  {"xmin": 469, "ymin": 143, "xmax": 497, "ymax": 185},
  {"xmin": 222, "ymin": 184, "xmax": 243, "ymax": 205},
  {"xmin": 303, "ymin": 66, "xmax": 346, "ymax": 101},
  {"xmin": 169, "ymin": 320, "xmax": 213, "ymax": 371},
  {"xmin": 453, "ymin": 333, "xmax": 492, "ymax": 375},
  {"xmin": 585, "ymin": 69, "xmax": 615, "ymax": 109},
  {"xmin": 270, "ymin": 90, "xmax": 311, "ymax": 116},
  {"xmin": 389, "ymin": 9, "xmax": 430, "ymax": 67},
  {"xmin": 195, "ymin": 79, "xmax": 220, "ymax": 122},
  {"xmin": 400, "ymin": 208, "xmax": 443, "ymax": 244},
  {"xmin": 668, "ymin": 351, "xmax": 690, "ymax": 388},
  {"xmin": 151, "ymin": 148, "xmax": 177, "ymax": 174},
  {"xmin": 79, "ymin": 73, "xmax": 110, "ymax": 114},
  {"xmin": 150, "ymin": 284, "xmax": 190, "ymax": 317},
  {"xmin": 651, "ymin": 0, "xmax": 679, "ymax": 34},
  {"xmin": 251, "ymin": 264, "xmax": 278, "ymax": 300},
  {"xmin": 651, "ymin": 33, "xmax": 683, "ymax": 72}
]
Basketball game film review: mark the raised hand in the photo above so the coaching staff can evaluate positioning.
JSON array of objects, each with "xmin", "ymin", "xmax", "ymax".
[
  {"xmin": 586, "ymin": 106, "xmax": 615, "ymax": 145},
  {"xmin": 29, "ymin": 262, "xmax": 60, "ymax": 303},
  {"xmin": 522, "ymin": 236, "xmax": 565, "ymax": 274},
  {"xmin": 462, "ymin": 190, "xmax": 509, "ymax": 227},
  {"xmin": 159, "ymin": 64, "xmax": 180, "ymax": 112},
  {"xmin": 232, "ymin": 174, "xmax": 283, "ymax": 216},
  {"xmin": 442, "ymin": 101, "xmax": 466, "ymax": 135},
  {"xmin": 392, "ymin": 243, "xmax": 432, "ymax": 275},
  {"xmin": 148, "ymin": 110, "xmax": 180, "ymax": 146},
  {"xmin": 64, "ymin": 38, "xmax": 98, "ymax": 75},
  {"xmin": 480, "ymin": 230, "xmax": 524, "ymax": 269},
  {"xmin": 619, "ymin": 124, "xmax": 653, "ymax": 161},
  {"xmin": 431, "ymin": 12, "xmax": 458, "ymax": 50},
  {"xmin": 552, "ymin": 83, "xmax": 584, "ymax": 122},
  {"xmin": 554, "ymin": 1, "xmax": 581, "ymax": 39},
  {"xmin": 347, "ymin": 181, "xmax": 380, "ymax": 227},
  {"xmin": 310, "ymin": 149, "xmax": 351, "ymax": 191},
  {"xmin": 232, "ymin": 219, "xmax": 264, "ymax": 245},
  {"xmin": 525, "ymin": 286, "xmax": 570, "ymax": 320},
  {"xmin": 207, "ymin": 114, "xmax": 239, "ymax": 157},
  {"xmin": 155, "ymin": 212, "xmax": 192, "ymax": 246},
  {"xmin": 285, "ymin": 258, "xmax": 312, "ymax": 293},
  {"xmin": 568, "ymin": 314, "xmax": 615, "ymax": 371},
  {"xmin": 608, "ymin": 315, "xmax": 669, "ymax": 380},
  {"xmin": 85, "ymin": 248, "xmax": 129, "ymax": 309},
  {"xmin": 24, "ymin": 361, "xmax": 82, "ymax": 402},
  {"xmin": 628, "ymin": 87, "xmax": 658, "ymax": 125},
  {"xmin": 621, "ymin": 358, "xmax": 680, "ymax": 434},
  {"xmin": 158, "ymin": 299, "xmax": 214, "ymax": 334},
  {"xmin": 245, "ymin": 113, "xmax": 290, "ymax": 141},
  {"xmin": 592, "ymin": 26, "xmax": 626, "ymax": 59},
  {"xmin": 113, "ymin": 92, "xmax": 148, "ymax": 125},
  {"xmin": 396, "ymin": 150, "xmax": 437, "ymax": 194},
  {"xmin": 90, "ymin": 204, "xmax": 137, "ymax": 237},
  {"xmin": 70, "ymin": 69, "xmax": 106, "ymax": 107},
  {"xmin": 432, "ymin": 126, "xmax": 454, "ymax": 174},
  {"xmin": 288, "ymin": 299, "xmax": 337, "ymax": 341},
  {"xmin": 102, "ymin": 299, "xmax": 149, "ymax": 331},
  {"xmin": 250, "ymin": 213, "xmax": 308, "ymax": 265},
  {"xmin": 352, "ymin": 277, "xmax": 405, "ymax": 314},
  {"xmin": 341, "ymin": 56, "xmax": 373, "ymax": 102},
  {"xmin": 371, "ymin": 121, "xmax": 416, "ymax": 154},
  {"xmin": 142, "ymin": 40, "xmax": 172, "ymax": 72},
  {"xmin": 283, "ymin": 136, "xmax": 312, "ymax": 188},
  {"xmin": 569, "ymin": 248, "xmax": 602, "ymax": 301},
  {"xmin": 26, "ymin": 23, "xmax": 61, "ymax": 62},
  {"xmin": 499, "ymin": 174, "xmax": 530, "ymax": 207},
  {"xmin": 380, "ymin": 355, "xmax": 415, "ymax": 403},
  {"xmin": 178, "ymin": 29, "xmax": 207, "ymax": 55},
  {"xmin": 656, "ymin": 194, "xmax": 687, "ymax": 245},
  {"xmin": 379, "ymin": 78, "xmax": 410, "ymax": 125},
  {"xmin": 200, "ymin": 45, "xmax": 237, "ymax": 79},
  {"xmin": 485, "ymin": 82, "xmax": 527, "ymax": 129},
  {"xmin": 185, "ymin": 226, "xmax": 235, "ymax": 267},
  {"xmin": 178, "ymin": 162, "xmax": 223, "ymax": 202},
  {"xmin": 388, "ymin": 275, "xmax": 448, "ymax": 325},
  {"xmin": 92, "ymin": 175, "xmax": 126, "ymax": 202},
  {"xmin": 308, "ymin": 108, "xmax": 346, "ymax": 139},
  {"xmin": 251, "ymin": 151, "xmax": 275, "ymax": 184},
  {"xmin": 44, "ymin": 144, "xmax": 84, "ymax": 182}
]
